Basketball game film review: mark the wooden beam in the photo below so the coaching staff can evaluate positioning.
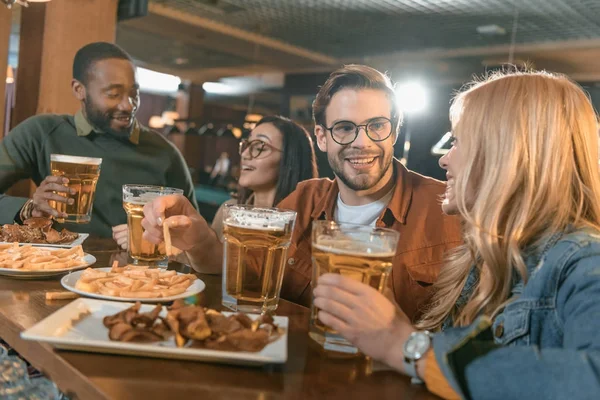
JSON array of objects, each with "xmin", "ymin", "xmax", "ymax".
[
  {"xmin": 11, "ymin": 2, "xmax": 45, "ymax": 129},
  {"xmin": 36, "ymin": 0, "xmax": 119, "ymax": 114},
  {"xmin": 148, "ymin": 3, "xmax": 339, "ymax": 66}
]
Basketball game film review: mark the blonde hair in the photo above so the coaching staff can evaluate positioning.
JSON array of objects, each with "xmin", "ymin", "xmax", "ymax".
[{"xmin": 418, "ymin": 71, "xmax": 600, "ymax": 330}]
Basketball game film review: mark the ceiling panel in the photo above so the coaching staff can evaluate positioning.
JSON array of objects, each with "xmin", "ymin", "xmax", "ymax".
[{"xmin": 153, "ymin": 0, "xmax": 600, "ymax": 58}]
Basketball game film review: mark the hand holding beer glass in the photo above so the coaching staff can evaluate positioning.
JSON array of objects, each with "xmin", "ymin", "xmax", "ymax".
[
  {"xmin": 44, "ymin": 154, "xmax": 102, "ymax": 223},
  {"xmin": 310, "ymin": 221, "xmax": 399, "ymax": 354},
  {"xmin": 221, "ymin": 205, "xmax": 297, "ymax": 313},
  {"xmin": 123, "ymin": 185, "xmax": 183, "ymax": 268}
]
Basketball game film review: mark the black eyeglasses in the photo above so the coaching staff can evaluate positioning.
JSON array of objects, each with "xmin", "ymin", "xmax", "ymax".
[
  {"xmin": 239, "ymin": 139, "xmax": 282, "ymax": 159},
  {"xmin": 322, "ymin": 117, "xmax": 394, "ymax": 145}
]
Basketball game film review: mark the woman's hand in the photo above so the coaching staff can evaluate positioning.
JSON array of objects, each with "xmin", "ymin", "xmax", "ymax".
[
  {"xmin": 112, "ymin": 224, "xmax": 128, "ymax": 250},
  {"xmin": 313, "ymin": 273, "xmax": 415, "ymax": 371}
]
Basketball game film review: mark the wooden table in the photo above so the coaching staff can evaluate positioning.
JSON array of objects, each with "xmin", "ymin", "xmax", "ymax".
[{"xmin": 0, "ymin": 238, "xmax": 440, "ymax": 400}]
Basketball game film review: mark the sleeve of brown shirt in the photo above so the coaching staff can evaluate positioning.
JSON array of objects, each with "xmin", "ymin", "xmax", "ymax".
[{"xmin": 423, "ymin": 350, "xmax": 461, "ymax": 399}]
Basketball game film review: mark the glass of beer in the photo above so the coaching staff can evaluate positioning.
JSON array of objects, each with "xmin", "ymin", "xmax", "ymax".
[
  {"xmin": 122, "ymin": 185, "xmax": 183, "ymax": 268},
  {"xmin": 310, "ymin": 221, "xmax": 399, "ymax": 354},
  {"xmin": 222, "ymin": 204, "xmax": 297, "ymax": 313},
  {"xmin": 49, "ymin": 154, "xmax": 102, "ymax": 224}
]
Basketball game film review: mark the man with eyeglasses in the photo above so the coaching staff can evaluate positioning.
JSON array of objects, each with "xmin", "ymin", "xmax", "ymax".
[
  {"xmin": 140, "ymin": 65, "xmax": 461, "ymax": 322},
  {"xmin": 274, "ymin": 64, "xmax": 463, "ymax": 321}
]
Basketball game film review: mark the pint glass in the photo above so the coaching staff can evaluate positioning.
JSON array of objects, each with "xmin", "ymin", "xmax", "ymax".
[
  {"xmin": 49, "ymin": 154, "xmax": 102, "ymax": 224},
  {"xmin": 221, "ymin": 204, "xmax": 297, "ymax": 312},
  {"xmin": 122, "ymin": 185, "xmax": 183, "ymax": 268},
  {"xmin": 310, "ymin": 221, "xmax": 399, "ymax": 354}
]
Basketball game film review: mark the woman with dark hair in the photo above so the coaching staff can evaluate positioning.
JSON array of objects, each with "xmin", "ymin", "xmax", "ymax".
[{"xmin": 211, "ymin": 115, "xmax": 318, "ymax": 239}]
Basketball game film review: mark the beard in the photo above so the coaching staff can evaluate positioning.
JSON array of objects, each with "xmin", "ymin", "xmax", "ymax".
[
  {"xmin": 83, "ymin": 97, "xmax": 134, "ymax": 138},
  {"xmin": 328, "ymin": 148, "xmax": 394, "ymax": 191}
]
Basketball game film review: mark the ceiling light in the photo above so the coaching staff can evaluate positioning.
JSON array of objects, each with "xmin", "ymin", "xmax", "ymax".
[
  {"xmin": 202, "ymin": 82, "xmax": 238, "ymax": 95},
  {"xmin": 245, "ymin": 114, "xmax": 263, "ymax": 123},
  {"xmin": 137, "ymin": 67, "xmax": 181, "ymax": 94},
  {"xmin": 396, "ymin": 82, "xmax": 427, "ymax": 114},
  {"xmin": 161, "ymin": 111, "xmax": 180, "ymax": 126},
  {"xmin": 476, "ymin": 24, "xmax": 506, "ymax": 36},
  {"xmin": 148, "ymin": 116, "xmax": 165, "ymax": 129}
]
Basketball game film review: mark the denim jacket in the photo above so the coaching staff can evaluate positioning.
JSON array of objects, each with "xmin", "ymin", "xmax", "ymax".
[{"xmin": 433, "ymin": 229, "xmax": 600, "ymax": 399}]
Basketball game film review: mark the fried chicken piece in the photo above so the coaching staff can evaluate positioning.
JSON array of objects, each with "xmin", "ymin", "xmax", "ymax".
[
  {"xmin": 43, "ymin": 229, "xmax": 62, "ymax": 244},
  {"xmin": 103, "ymin": 302, "xmax": 142, "ymax": 327},
  {"xmin": 168, "ymin": 305, "xmax": 212, "ymax": 342},
  {"xmin": 23, "ymin": 217, "xmax": 52, "ymax": 231},
  {"xmin": 109, "ymin": 323, "xmax": 164, "ymax": 343},
  {"xmin": 58, "ymin": 229, "xmax": 79, "ymax": 244},
  {"xmin": 206, "ymin": 313, "xmax": 244, "ymax": 335},
  {"xmin": 201, "ymin": 329, "xmax": 269, "ymax": 352},
  {"xmin": 1, "ymin": 224, "xmax": 25, "ymax": 242},
  {"xmin": 131, "ymin": 304, "xmax": 162, "ymax": 328},
  {"xmin": 151, "ymin": 318, "xmax": 173, "ymax": 341},
  {"xmin": 105, "ymin": 303, "xmax": 172, "ymax": 343},
  {"xmin": 1, "ymin": 219, "xmax": 78, "ymax": 245},
  {"xmin": 225, "ymin": 329, "xmax": 270, "ymax": 352},
  {"xmin": 232, "ymin": 313, "xmax": 253, "ymax": 329}
]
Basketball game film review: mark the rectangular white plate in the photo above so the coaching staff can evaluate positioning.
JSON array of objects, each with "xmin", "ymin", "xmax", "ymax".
[
  {"xmin": 0, "ymin": 233, "xmax": 89, "ymax": 248},
  {"xmin": 21, "ymin": 298, "xmax": 288, "ymax": 366}
]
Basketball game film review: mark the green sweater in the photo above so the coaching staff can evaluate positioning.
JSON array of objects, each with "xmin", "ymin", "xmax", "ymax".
[{"xmin": 0, "ymin": 112, "xmax": 198, "ymax": 238}]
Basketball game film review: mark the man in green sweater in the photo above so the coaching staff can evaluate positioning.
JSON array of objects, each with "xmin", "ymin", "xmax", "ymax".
[{"xmin": 0, "ymin": 42, "xmax": 198, "ymax": 239}]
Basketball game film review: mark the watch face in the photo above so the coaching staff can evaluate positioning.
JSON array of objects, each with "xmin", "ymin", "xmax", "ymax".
[{"xmin": 405, "ymin": 332, "xmax": 430, "ymax": 358}]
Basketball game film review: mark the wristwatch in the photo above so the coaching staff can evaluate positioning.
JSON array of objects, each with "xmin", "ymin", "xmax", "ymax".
[{"xmin": 403, "ymin": 330, "xmax": 432, "ymax": 384}]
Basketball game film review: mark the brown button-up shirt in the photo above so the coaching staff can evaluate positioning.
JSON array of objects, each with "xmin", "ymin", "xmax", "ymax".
[{"xmin": 277, "ymin": 159, "xmax": 463, "ymax": 322}]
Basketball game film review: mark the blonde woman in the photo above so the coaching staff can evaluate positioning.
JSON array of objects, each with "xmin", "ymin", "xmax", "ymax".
[{"xmin": 313, "ymin": 71, "xmax": 600, "ymax": 399}]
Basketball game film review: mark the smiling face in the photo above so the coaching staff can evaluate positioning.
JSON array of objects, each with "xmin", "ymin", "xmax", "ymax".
[
  {"xmin": 314, "ymin": 88, "xmax": 396, "ymax": 194},
  {"xmin": 238, "ymin": 122, "xmax": 283, "ymax": 191},
  {"xmin": 73, "ymin": 58, "xmax": 140, "ymax": 137}
]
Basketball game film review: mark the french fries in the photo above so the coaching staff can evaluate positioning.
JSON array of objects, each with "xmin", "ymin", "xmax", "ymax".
[
  {"xmin": 75, "ymin": 264, "xmax": 197, "ymax": 299},
  {"xmin": 0, "ymin": 243, "xmax": 86, "ymax": 271},
  {"xmin": 46, "ymin": 291, "xmax": 79, "ymax": 300},
  {"xmin": 162, "ymin": 221, "xmax": 182, "ymax": 257},
  {"xmin": 163, "ymin": 223, "xmax": 173, "ymax": 256}
]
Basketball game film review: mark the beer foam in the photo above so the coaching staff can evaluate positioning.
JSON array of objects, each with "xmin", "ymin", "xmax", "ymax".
[
  {"xmin": 224, "ymin": 207, "xmax": 295, "ymax": 231},
  {"xmin": 122, "ymin": 186, "xmax": 183, "ymax": 204},
  {"xmin": 123, "ymin": 192, "xmax": 161, "ymax": 204},
  {"xmin": 313, "ymin": 239, "xmax": 396, "ymax": 257},
  {"xmin": 51, "ymin": 154, "xmax": 102, "ymax": 165},
  {"xmin": 224, "ymin": 221, "xmax": 285, "ymax": 232}
]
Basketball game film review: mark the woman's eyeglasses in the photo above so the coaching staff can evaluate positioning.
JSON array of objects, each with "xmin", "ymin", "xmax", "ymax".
[{"xmin": 238, "ymin": 139, "xmax": 282, "ymax": 159}]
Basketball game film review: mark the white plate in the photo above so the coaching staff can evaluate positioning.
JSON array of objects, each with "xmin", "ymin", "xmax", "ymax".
[
  {"xmin": 21, "ymin": 298, "xmax": 288, "ymax": 365},
  {"xmin": 61, "ymin": 267, "xmax": 206, "ymax": 303},
  {"xmin": 0, "ymin": 233, "xmax": 89, "ymax": 248},
  {"xmin": 0, "ymin": 250, "xmax": 96, "ymax": 279}
]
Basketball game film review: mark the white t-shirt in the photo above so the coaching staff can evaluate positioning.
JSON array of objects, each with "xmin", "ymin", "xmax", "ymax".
[{"xmin": 334, "ymin": 186, "xmax": 395, "ymax": 226}]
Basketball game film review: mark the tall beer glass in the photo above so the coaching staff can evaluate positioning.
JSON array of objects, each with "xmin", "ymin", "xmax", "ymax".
[
  {"xmin": 222, "ymin": 204, "xmax": 297, "ymax": 313},
  {"xmin": 310, "ymin": 221, "xmax": 399, "ymax": 354},
  {"xmin": 122, "ymin": 185, "xmax": 183, "ymax": 268},
  {"xmin": 49, "ymin": 154, "xmax": 102, "ymax": 224}
]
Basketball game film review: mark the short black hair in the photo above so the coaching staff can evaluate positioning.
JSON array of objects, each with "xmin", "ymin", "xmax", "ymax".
[{"xmin": 73, "ymin": 42, "xmax": 133, "ymax": 85}]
